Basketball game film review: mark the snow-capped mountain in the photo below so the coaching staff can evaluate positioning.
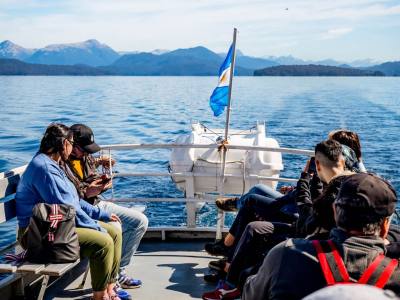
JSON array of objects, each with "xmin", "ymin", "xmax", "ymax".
[
  {"xmin": 27, "ymin": 39, "xmax": 120, "ymax": 66},
  {"xmin": 0, "ymin": 40, "xmax": 35, "ymax": 60}
]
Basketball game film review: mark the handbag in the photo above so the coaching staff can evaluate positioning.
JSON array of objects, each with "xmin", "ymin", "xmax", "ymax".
[{"xmin": 25, "ymin": 203, "xmax": 80, "ymax": 263}]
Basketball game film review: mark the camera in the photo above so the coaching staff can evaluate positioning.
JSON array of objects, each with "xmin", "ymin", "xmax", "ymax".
[
  {"xmin": 100, "ymin": 174, "xmax": 111, "ymax": 183},
  {"xmin": 308, "ymin": 157, "xmax": 317, "ymax": 174}
]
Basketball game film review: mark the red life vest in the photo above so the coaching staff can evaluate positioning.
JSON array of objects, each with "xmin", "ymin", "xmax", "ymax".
[{"xmin": 312, "ymin": 240, "xmax": 398, "ymax": 288}]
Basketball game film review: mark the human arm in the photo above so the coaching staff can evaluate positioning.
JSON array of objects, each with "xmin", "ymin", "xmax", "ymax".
[
  {"xmin": 84, "ymin": 178, "xmax": 112, "ymax": 198},
  {"xmin": 310, "ymin": 173, "xmax": 323, "ymax": 200},
  {"xmin": 34, "ymin": 162, "xmax": 107, "ymax": 231},
  {"xmin": 295, "ymin": 165, "xmax": 315, "ymax": 235},
  {"xmin": 79, "ymin": 198, "xmax": 111, "ymax": 222}
]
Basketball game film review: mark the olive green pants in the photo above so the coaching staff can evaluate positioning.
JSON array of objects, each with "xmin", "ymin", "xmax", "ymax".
[{"xmin": 18, "ymin": 221, "xmax": 122, "ymax": 292}]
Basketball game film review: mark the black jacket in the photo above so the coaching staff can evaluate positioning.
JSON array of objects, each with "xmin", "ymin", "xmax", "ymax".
[
  {"xmin": 242, "ymin": 228, "xmax": 400, "ymax": 300},
  {"xmin": 295, "ymin": 172, "xmax": 351, "ymax": 237}
]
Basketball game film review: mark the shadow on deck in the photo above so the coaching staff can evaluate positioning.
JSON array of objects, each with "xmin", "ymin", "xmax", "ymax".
[{"xmin": 46, "ymin": 240, "xmax": 216, "ymax": 300}]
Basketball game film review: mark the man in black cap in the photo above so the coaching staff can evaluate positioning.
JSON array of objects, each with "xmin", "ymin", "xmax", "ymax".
[
  {"xmin": 242, "ymin": 173, "xmax": 400, "ymax": 300},
  {"xmin": 61, "ymin": 124, "xmax": 148, "ymax": 298}
]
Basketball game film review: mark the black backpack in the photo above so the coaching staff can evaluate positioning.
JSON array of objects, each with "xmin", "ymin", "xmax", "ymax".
[{"xmin": 25, "ymin": 203, "xmax": 80, "ymax": 263}]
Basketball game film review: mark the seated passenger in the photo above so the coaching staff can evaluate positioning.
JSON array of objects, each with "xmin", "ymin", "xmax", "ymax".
[
  {"xmin": 328, "ymin": 129, "xmax": 366, "ymax": 172},
  {"xmin": 242, "ymin": 173, "xmax": 400, "ymax": 300},
  {"xmin": 15, "ymin": 123, "xmax": 123, "ymax": 300},
  {"xmin": 202, "ymin": 140, "xmax": 352, "ymax": 300},
  {"xmin": 60, "ymin": 124, "xmax": 148, "ymax": 291},
  {"xmin": 215, "ymin": 129, "xmax": 364, "ymax": 213},
  {"xmin": 205, "ymin": 140, "xmax": 348, "ymax": 256}
]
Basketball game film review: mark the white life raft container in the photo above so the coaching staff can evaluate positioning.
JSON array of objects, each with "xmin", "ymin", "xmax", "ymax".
[{"xmin": 169, "ymin": 122, "xmax": 283, "ymax": 195}]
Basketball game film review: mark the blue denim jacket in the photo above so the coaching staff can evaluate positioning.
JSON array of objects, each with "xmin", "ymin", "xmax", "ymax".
[{"xmin": 15, "ymin": 153, "xmax": 111, "ymax": 231}]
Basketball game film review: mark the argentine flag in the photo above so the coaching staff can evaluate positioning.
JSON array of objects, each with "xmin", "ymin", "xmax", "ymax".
[{"xmin": 209, "ymin": 45, "xmax": 234, "ymax": 117}]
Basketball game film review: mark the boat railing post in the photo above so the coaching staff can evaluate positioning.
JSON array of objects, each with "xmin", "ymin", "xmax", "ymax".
[
  {"xmin": 185, "ymin": 173, "xmax": 196, "ymax": 228},
  {"xmin": 109, "ymin": 148, "xmax": 115, "ymax": 199},
  {"xmin": 216, "ymin": 148, "xmax": 227, "ymax": 241}
]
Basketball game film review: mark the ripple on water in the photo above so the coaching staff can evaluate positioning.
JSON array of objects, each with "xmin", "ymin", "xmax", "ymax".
[{"xmin": 0, "ymin": 76, "xmax": 400, "ymax": 248}]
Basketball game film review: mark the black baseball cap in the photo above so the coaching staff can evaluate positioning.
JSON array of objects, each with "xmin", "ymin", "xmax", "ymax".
[
  {"xmin": 335, "ymin": 173, "xmax": 397, "ymax": 225},
  {"xmin": 70, "ymin": 124, "xmax": 101, "ymax": 154}
]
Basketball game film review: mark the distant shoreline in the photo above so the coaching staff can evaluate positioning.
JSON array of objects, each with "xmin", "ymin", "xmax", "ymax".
[{"xmin": 0, "ymin": 58, "xmax": 398, "ymax": 77}]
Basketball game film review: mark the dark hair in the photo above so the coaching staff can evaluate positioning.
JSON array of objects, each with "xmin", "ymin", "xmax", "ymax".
[
  {"xmin": 335, "ymin": 206, "xmax": 385, "ymax": 235},
  {"xmin": 315, "ymin": 140, "xmax": 343, "ymax": 163},
  {"xmin": 39, "ymin": 123, "xmax": 72, "ymax": 154},
  {"xmin": 329, "ymin": 130, "xmax": 362, "ymax": 160}
]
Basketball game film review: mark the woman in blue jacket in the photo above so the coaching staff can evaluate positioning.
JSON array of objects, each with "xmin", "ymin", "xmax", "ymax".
[{"xmin": 16, "ymin": 123, "xmax": 122, "ymax": 300}]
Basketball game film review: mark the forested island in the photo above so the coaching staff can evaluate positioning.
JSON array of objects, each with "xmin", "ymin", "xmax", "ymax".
[{"xmin": 254, "ymin": 65, "xmax": 384, "ymax": 76}]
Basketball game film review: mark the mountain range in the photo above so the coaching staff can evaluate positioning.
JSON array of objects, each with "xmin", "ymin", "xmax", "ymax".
[{"xmin": 0, "ymin": 39, "xmax": 399, "ymax": 76}]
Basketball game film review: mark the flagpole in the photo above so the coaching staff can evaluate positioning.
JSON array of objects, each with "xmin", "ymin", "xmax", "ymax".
[
  {"xmin": 221, "ymin": 28, "xmax": 237, "ymax": 179},
  {"xmin": 224, "ymin": 27, "xmax": 237, "ymax": 142},
  {"xmin": 216, "ymin": 28, "xmax": 237, "ymax": 240}
]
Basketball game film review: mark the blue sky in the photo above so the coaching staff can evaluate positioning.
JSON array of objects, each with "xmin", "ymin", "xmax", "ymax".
[{"xmin": 0, "ymin": 0, "xmax": 399, "ymax": 61}]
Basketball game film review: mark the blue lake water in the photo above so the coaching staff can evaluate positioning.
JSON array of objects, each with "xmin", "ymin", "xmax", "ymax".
[{"xmin": 0, "ymin": 76, "xmax": 400, "ymax": 249}]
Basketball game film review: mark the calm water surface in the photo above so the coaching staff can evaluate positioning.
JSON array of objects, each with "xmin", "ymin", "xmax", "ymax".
[{"xmin": 0, "ymin": 76, "xmax": 399, "ymax": 248}]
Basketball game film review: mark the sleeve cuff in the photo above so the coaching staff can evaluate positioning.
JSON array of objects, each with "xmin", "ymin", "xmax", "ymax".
[
  {"xmin": 300, "ymin": 172, "xmax": 311, "ymax": 179},
  {"xmin": 99, "ymin": 209, "xmax": 112, "ymax": 222}
]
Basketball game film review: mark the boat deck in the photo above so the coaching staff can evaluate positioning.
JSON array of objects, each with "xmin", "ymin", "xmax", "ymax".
[{"xmin": 45, "ymin": 240, "xmax": 216, "ymax": 300}]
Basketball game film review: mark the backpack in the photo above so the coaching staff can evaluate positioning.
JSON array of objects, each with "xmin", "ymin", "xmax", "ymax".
[
  {"xmin": 25, "ymin": 203, "xmax": 80, "ymax": 263},
  {"xmin": 312, "ymin": 240, "xmax": 398, "ymax": 288}
]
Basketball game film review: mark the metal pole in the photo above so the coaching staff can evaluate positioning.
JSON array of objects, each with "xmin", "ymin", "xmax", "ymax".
[
  {"xmin": 216, "ymin": 28, "xmax": 237, "ymax": 240},
  {"xmin": 223, "ymin": 27, "xmax": 237, "ymax": 142},
  {"xmin": 220, "ymin": 28, "xmax": 238, "ymax": 184}
]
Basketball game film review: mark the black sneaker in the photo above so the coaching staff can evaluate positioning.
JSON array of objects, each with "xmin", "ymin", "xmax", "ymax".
[
  {"xmin": 203, "ymin": 270, "xmax": 227, "ymax": 283},
  {"xmin": 208, "ymin": 258, "xmax": 228, "ymax": 272},
  {"xmin": 215, "ymin": 197, "xmax": 239, "ymax": 212},
  {"xmin": 205, "ymin": 239, "xmax": 230, "ymax": 256}
]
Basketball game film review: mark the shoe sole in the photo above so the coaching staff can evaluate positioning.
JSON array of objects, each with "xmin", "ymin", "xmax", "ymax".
[
  {"xmin": 208, "ymin": 262, "xmax": 225, "ymax": 272},
  {"xmin": 121, "ymin": 284, "xmax": 142, "ymax": 289}
]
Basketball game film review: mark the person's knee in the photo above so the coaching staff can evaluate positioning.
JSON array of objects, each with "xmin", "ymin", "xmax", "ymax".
[
  {"xmin": 247, "ymin": 221, "xmax": 274, "ymax": 235},
  {"xmin": 243, "ymin": 194, "xmax": 256, "ymax": 207},
  {"xmin": 139, "ymin": 212, "xmax": 149, "ymax": 230},
  {"xmin": 125, "ymin": 210, "xmax": 148, "ymax": 232},
  {"xmin": 107, "ymin": 225, "xmax": 123, "ymax": 245}
]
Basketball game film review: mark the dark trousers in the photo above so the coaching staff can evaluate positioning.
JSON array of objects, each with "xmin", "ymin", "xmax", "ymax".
[
  {"xmin": 227, "ymin": 192, "xmax": 297, "ymax": 261},
  {"xmin": 226, "ymin": 221, "xmax": 294, "ymax": 287}
]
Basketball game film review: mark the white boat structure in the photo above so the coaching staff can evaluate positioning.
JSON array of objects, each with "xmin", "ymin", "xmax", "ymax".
[{"xmin": 169, "ymin": 122, "xmax": 283, "ymax": 195}]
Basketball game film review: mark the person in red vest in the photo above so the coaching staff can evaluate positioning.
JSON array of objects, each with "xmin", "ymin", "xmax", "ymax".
[{"xmin": 242, "ymin": 173, "xmax": 400, "ymax": 300}]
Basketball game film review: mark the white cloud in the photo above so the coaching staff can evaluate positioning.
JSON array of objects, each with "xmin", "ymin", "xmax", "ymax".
[
  {"xmin": 322, "ymin": 27, "xmax": 354, "ymax": 40},
  {"xmin": 0, "ymin": 0, "xmax": 399, "ymax": 60}
]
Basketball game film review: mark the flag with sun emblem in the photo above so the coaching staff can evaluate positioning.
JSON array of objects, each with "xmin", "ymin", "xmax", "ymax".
[{"xmin": 209, "ymin": 44, "xmax": 234, "ymax": 117}]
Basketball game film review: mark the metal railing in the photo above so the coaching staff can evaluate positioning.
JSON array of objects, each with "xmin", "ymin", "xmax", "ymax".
[{"xmin": 101, "ymin": 143, "xmax": 314, "ymax": 239}]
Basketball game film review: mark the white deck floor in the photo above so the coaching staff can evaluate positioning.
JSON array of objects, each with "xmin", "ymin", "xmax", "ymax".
[{"xmin": 46, "ymin": 240, "xmax": 217, "ymax": 300}]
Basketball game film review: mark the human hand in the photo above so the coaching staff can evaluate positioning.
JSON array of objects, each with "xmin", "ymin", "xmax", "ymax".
[
  {"xmin": 85, "ymin": 178, "xmax": 105, "ymax": 198},
  {"xmin": 304, "ymin": 159, "xmax": 311, "ymax": 173},
  {"xmin": 280, "ymin": 186, "xmax": 295, "ymax": 194},
  {"xmin": 97, "ymin": 156, "xmax": 116, "ymax": 168},
  {"xmin": 102, "ymin": 178, "xmax": 113, "ymax": 190},
  {"xmin": 110, "ymin": 213, "xmax": 121, "ymax": 223}
]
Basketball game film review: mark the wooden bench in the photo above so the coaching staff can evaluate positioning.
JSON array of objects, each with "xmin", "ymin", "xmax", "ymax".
[{"xmin": 0, "ymin": 165, "xmax": 82, "ymax": 300}]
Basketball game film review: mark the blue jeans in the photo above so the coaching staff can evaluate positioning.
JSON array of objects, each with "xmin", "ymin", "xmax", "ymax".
[
  {"xmin": 98, "ymin": 201, "xmax": 148, "ymax": 273},
  {"xmin": 238, "ymin": 184, "xmax": 283, "ymax": 209}
]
